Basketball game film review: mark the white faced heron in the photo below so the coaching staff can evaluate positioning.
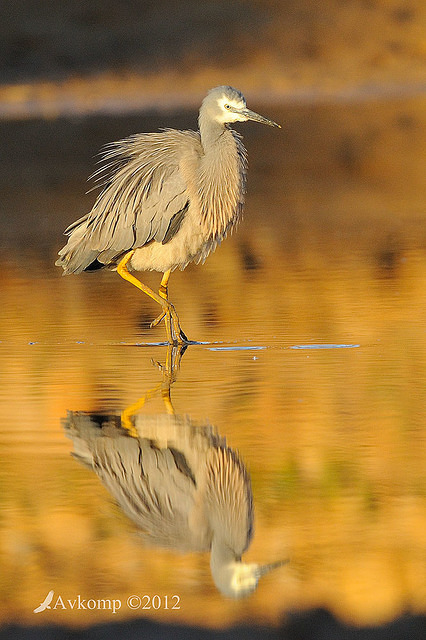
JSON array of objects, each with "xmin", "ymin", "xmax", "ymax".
[
  {"xmin": 63, "ymin": 346, "xmax": 287, "ymax": 597},
  {"xmin": 65, "ymin": 413, "xmax": 285, "ymax": 598},
  {"xmin": 56, "ymin": 86, "xmax": 280, "ymax": 344}
]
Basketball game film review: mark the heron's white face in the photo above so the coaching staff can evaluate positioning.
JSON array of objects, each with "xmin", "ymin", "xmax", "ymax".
[
  {"xmin": 216, "ymin": 95, "xmax": 248, "ymax": 124},
  {"xmin": 229, "ymin": 563, "xmax": 259, "ymax": 597},
  {"xmin": 200, "ymin": 86, "xmax": 280, "ymax": 129}
]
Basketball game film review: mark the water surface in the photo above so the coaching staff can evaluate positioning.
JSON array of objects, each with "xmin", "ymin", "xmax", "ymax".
[{"xmin": 0, "ymin": 98, "xmax": 425, "ymax": 631}]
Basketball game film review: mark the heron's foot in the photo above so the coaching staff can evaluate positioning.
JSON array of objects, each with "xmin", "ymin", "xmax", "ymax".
[
  {"xmin": 150, "ymin": 310, "xmax": 166, "ymax": 329},
  {"xmin": 151, "ymin": 344, "xmax": 187, "ymax": 385},
  {"xmin": 150, "ymin": 303, "xmax": 189, "ymax": 345}
]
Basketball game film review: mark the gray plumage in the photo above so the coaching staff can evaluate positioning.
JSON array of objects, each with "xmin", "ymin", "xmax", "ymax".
[
  {"xmin": 56, "ymin": 86, "xmax": 280, "ymax": 342},
  {"xmin": 64, "ymin": 410, "xmax": 285, "ymax": 597}
]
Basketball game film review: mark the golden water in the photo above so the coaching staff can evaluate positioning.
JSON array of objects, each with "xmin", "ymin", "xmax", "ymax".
[{"xmin": 0, "ymin": 97, "xmax": 425, "ymax": 630}]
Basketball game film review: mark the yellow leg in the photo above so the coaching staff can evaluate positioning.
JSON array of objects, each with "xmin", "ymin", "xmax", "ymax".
[
  {"xmin": 160, "ymin": 344, "xmax": 184, "ymax": 414},
  {"xmin": 157, "ymin": 271, "xmax": 189, "ymax": 343},
  {"xmin": 159, "ymin": 269, "xmax": 171, "ymax": 301},
  {"xmin": 151, "ymin": 269, "xmax": 171, "ymax": 327},
  {"xmin": 161, "ymin": 385, "xmax": 175, "ymax": 415},
  {"xmin": 121, "ymin": 382, "xmax": 163, "ymax": 434},
  {"xmin": 150, "ymin": 269, "xmax": 189, "ymax": 342},
  {"xmin": 117, "ymin": 252, "xmax": 188, "ymax": 345}
]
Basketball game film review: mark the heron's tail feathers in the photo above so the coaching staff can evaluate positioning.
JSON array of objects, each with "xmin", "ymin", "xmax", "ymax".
[{"xmin": 56, "ymin": 215, "xmax": 101, "ymax": 274}]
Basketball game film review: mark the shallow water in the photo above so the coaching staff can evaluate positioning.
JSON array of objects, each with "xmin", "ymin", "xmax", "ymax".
[{"xmin": 0, "ymin": 99, "xmax": 425, "ymax": 631}]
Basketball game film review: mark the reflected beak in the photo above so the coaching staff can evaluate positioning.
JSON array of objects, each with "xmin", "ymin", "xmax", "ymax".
[
  {"xmin": 241, "ymin": 108, "xmax": 281, "ymax": 128},
  {"xmin": 256, "ymin": 558, "xmax": 289, "ymax": 579}
]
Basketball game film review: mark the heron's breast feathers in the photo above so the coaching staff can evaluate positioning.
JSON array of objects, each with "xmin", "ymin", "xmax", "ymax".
[
  {"xmin": 197, "ymin": 130, "xmax": 247, "ymax": 241},
  {"xmin": 204, "ymin": 446, "xmax": 254, "ymax": 554}
]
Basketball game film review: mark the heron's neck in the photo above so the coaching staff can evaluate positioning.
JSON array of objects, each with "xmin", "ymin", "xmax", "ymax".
[
  {"xmin": 210, "ymin": 537, "xmax": 238, "ymax": 568},
  {"xmin": 198, "ymin": 115, "xmax": 227, "ymax": 152},
  {"xmin": 210, "ymin": 538, "xmax": 247, "ymax": 597},
  {"xmin": 210, "ymin": 538, "xmax": 238, "ymax": 583}
]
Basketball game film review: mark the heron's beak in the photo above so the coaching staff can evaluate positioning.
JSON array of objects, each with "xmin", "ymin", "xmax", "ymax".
[
  {"xmin": 255, "ymin": 559, "xmax": 289, "ymax": 579},
  {"xmin": 241, "ymin": 108, "xmax": 281, "ymax": 128}
]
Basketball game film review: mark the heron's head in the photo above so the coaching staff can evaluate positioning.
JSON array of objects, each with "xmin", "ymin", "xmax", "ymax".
[
  {"xmin": 201, "ymin": 86, "xmax": 280, "ymax": 129},
  {"xmin": 210, "ymin": 557, "xmax": 288, "ymax": 598}
]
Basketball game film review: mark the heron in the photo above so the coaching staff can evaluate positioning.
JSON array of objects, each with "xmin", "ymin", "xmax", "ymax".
[
  {"xmin": 63, "ymin": 347, "xmax": 287, "ymax": 597},
  {"xmin": 56, "ymin": 86, "xmax": 280, "ymax": 344}
]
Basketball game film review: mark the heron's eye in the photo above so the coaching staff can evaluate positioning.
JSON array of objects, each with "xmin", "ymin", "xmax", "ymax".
[{"xmin": 224, "ymin": 104, "xmax": 231, "ymax": 110}]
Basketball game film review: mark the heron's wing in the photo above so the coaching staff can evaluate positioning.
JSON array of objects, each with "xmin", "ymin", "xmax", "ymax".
[
  {"xmin": 56, "ymin": 130, "xmax": 201, "ymax": 274},
  {"xmin": 62, "ymin": 411, "xmax": 123, "ymax": 468},
  {"xmin": 63, "ymin": 411, "xmax": 212, "ymax": 551},
  {"xmin": 92, "ymin": 436, "xmax": 209, "ymax": 552}
]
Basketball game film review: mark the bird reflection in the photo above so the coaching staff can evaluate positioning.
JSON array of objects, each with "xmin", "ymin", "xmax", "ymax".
[{"xmin": 63, "ymin": 346, "xmax": 286, "ymax": 597}]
